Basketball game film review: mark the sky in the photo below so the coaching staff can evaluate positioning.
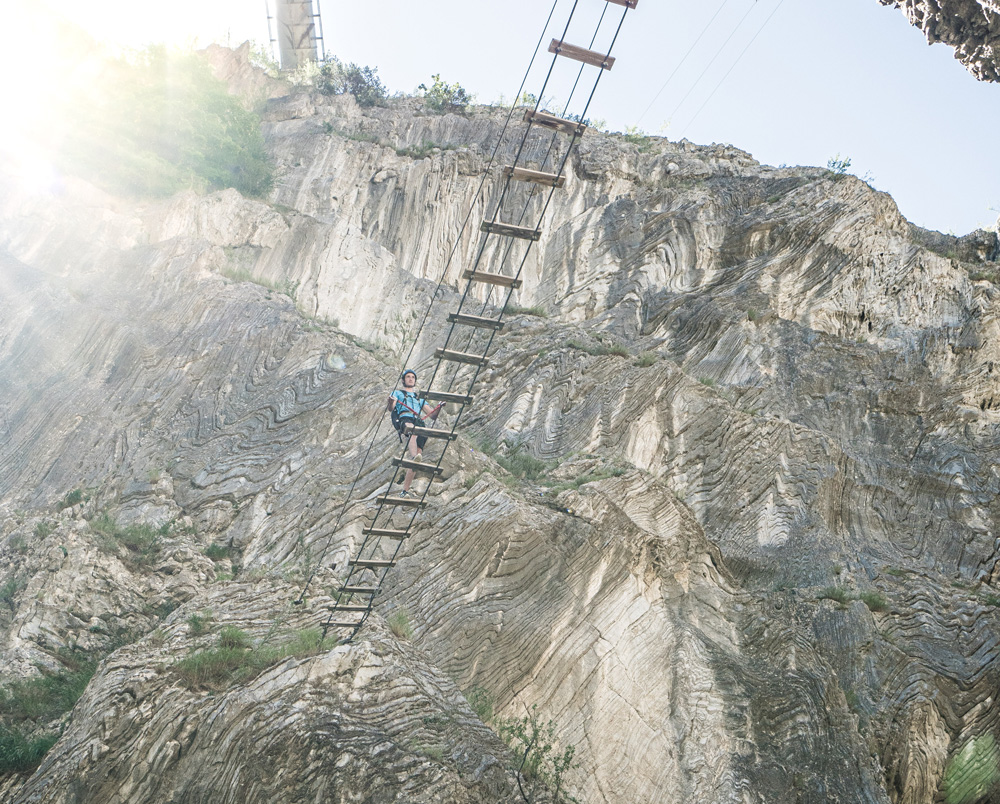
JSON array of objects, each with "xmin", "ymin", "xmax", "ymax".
[{"xmin": 12, "ymin": 0, "xmax": 1000, "ymax": 235}]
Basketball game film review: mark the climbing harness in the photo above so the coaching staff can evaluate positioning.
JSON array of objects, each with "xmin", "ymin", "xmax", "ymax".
[{"xmin": 297, "ymin": 0, "xmax": 639, "ymax": 640}]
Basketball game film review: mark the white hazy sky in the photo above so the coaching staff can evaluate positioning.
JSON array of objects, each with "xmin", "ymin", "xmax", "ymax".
[{"xmin": 21, "ymin": 0, "xmax": 1000, "ymax": 235}]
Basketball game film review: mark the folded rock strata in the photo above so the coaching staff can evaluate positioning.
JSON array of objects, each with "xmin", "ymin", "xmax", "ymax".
[
  {"xmin": 879, "ymin": 0, "xmax": 1000, "ymax": 82},
  {"xmin": 1, "ymin": 52, "xmax": 1000, "ymax": 803}
]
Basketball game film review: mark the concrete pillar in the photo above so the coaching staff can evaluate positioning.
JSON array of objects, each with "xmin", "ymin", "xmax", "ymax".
[{"xmin": 275, "ymin": 0, "xmax": 318, "ymax": 71}]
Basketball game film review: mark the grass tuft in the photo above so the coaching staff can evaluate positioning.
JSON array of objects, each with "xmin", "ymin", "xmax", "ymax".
[
  {"xmin": 816, "ymin": 587, "xmax": 850, "ymax": 605},
  {"xmin": 173, "ymin": 627, "xmax": 326, "ymax": 690},
  {"xmin": 566, "ymin": 339, "xmax": 629, "ymax": 358},
  {"xmin": 0, "ymin": 725, "xmax": 59, "ymax": 774},
  {"xmin": 56, "ymin": 489, "xmax": 84, "ymax": 511},
  {"xmin": 465, "ymin": 686, "xmax": 494, "ymax": 723},
  {"xmin": 387, "ymin": 610, "xmax": 413, "ymax": 640},
  {"xmin": 90, "ymin": 514, "xmax": 163, "ymax": 566},
  {"xmin": 858, "ymin": 591, "xmax": 887, "ymax": 612},
  {"xmin": 547, "ymin": 465, "xmax": 626, "ymax": 494},
  {"xmin": 187, "ymin": 612, "xmax": 212, "ymax": 636},
  {"xmin": 204, "ymin": 544, "xmax": 231, "ymax": 562},
  {"xmin": 496, "ymin": 449, "xmax": 551, "ymax": 482}
]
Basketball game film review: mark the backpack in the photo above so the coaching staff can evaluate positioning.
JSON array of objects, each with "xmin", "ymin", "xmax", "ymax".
[{"xmin": 390, "ymin": 390, "xmax": 423, "ymax": 439}]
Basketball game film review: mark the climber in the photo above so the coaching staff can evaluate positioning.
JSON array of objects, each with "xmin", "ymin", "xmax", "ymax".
[{"xmin": 387, "ymin": 369, "xmax": 443, "ymax": 494}]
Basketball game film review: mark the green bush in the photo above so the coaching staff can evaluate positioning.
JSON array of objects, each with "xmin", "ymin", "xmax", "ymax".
[
  {"xmin": 496, "ymin": 705, "xmax": 578, "ymax": 802},
  {"xmin": 57, "ymin": 47, "xmax": 273, "ymax": 198},
  {"xmin": 187, "ymin": 612, "xmax": 212, "ymax": 635},
  {"xmin": 0, "ymin": 578, "xmax": 25, "ymax": 609},
  {"xmin": 636, "ymin": 352, "xmax": 657, "ymax": 368},
  {"xmin": 546, "ymin": 465, "xmax": 626, "ymax": 494},
  {"xmin": 0, "ymin": 724, "xmax": 58, "ymax": 774},
  {"xmin": 465, "ymin": 687, "xmax": 494, "ymax": 723},
  {"xmin": 90, "ymin": 514, "xmax": 163, "ymax": 566},
  {"xmin": 204, "ymin": 544, "xmax": 231, "ymax": 562},
  {"xmin": 418, "ymin": 74, "xmax": 472, "ymax": 113},
  {"xmin": 0, "ymin": 659, "xmax": 97, "ymax": 723},
  {"xmin": 858, "ymin": 591, "xmax": 887, "ymax": 612},
  {"xmin": 826, "ymin": 154, "xmax": 852, "ymax": 179},
  {"xmin": 57, "ymin": 489, "xmax": 84, "ymax": 511},
  {"xmin": 34, "ymin": 521, "xmax": 54, "ymax": 538},
  {"xmin": 316, "ymin": 58, "xmax": 387, "ymax": 107},
  {"xmin": 496, "ymin": 449, "xmax": 551, "ymax": 482},
  {"xmin": 622, "ymin": 125, "xmax": 654, "ymax": 153}
]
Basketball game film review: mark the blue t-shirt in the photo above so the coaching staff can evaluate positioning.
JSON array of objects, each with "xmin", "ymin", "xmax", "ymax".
[{"xmin": 392, "ymin": 389, "xmax": 425, "ymax": 420}]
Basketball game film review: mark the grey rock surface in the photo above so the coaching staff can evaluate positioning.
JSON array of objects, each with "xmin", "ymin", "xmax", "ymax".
[
  {"xmin": 2, "ymin": 50, "xmax": 1000, "ymax": 803},
  {"xmin": 879, "ymin": 0, "xmax": 1000, "ymax": 81}
]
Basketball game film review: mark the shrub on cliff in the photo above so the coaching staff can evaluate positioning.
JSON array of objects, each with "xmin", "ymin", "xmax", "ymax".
[
  {"xmin": 418, "ymin": 74, "xmax": 472, "ymax": 114},
  {"xmin": 315, "ymin": 58, "xmax": 387, "ymax": 107},
  {"xmin": 0, "ymin": 652, "xmax": 98, "ymax": 773},
  {"xmin": 57, "ymin": 46, "xmax": 274, "ymax": 198}
]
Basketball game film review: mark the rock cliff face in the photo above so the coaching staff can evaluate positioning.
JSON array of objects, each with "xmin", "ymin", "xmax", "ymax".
[
  {"xmin": 879, "ymin": 0, "xmax": 1000, "ymax": 81},
  {"xmin": 2, "ymin": 49, "xmax": 1000, "ymax": 804}
]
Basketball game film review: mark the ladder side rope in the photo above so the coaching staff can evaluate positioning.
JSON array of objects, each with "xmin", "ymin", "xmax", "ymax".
[
  {"xmin": 294, "ymin": 0, "xmax": 563, "ymax": 607},
  {"xmin": 463, "ymin": 1, "xmax": 614, "ymax": 328},
  {"xmin": 321, "ymin": 0, "xmax": 635, "ymax": 641}
]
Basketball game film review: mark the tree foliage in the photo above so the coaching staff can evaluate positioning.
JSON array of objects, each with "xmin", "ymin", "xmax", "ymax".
[
  {"xmin": 56, "ymin": 46, "xmax": 274, "ymax": 198},
  {"xmin": 315, "ymin": 58, "xmax": 387, "ymax": 107},
  {"xmin": 418, "ymin": 74, "xmax": 472, "ymax": 114}
]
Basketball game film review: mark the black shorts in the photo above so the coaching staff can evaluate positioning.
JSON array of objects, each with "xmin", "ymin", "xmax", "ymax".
[{"xmin": 397, "ymin": 416, "xmax": 427, "ymax": 449}]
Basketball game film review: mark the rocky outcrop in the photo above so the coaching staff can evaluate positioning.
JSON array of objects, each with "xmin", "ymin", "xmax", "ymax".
[
  {"xmin": 879, "ymin": 0, "xmax": 1000, "ymax": 81},
  {"xmin": 10, "ymin": 583, "xmax": 518, "ymax": 804},
  {"xmin": 3, "ymin": 55, "xmax": 1000, "ymax": 803}
]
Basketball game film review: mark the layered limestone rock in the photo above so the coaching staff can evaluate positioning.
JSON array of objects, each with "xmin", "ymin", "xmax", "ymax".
[
  {"xmin": 879, "ymin": 0, "xmax": 1000, "ymax": 81},
  {"xmin": 8, "ymin": 582, "xmax": 518, "ymax": 804},
  {"xmin": 3, "ymin": 52, "xmax": 1000, "ymax": 803}
]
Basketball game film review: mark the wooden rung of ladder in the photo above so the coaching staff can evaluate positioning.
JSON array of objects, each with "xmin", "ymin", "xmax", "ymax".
[
  {"xmin": 524, "ymin": 109, "xmax": 587, "ymax": 136},
  {"xmin": 480, "ymin": 220, "xmax": 541, "ymax": 241},
  {"xmin": 435, "ymin": 348, "xmax": 489, "ymax": 367},
  {"xmin": 329, "ymin": 620, "xmax": 363, "ymax": 628},
  {"xmin": 423, "ymin": 390, "xmax": 474, "ymax": 406},
  {"xmin": 503, "ymin": 166, "xmax": 566, "ymax": 188},
  {"xmin": 330, "ymin": 604, "xmax": 370, "ymax": 612},
  {"xmin": 361, "ymin": 527, "xmax": 409, "ymax": 539},
  {"xmin": 349, "ymin": 558, "xmax": 397, "ymax": 569},
  {"xmin": 392, "ymin": 457, "xmax": 443, "ymax": 476},
  {"xmin": 463, "ymin": 269, "xmax": 523, "ymax": 289},
  {"xmin": 548, "ymin": 39, "xmax": 615, "ymax": 70},
  {"xmin": 402, "ymin": 423, "xmax": 458, "ymax": 441},
  {"xmin": 342, "ymin": 585, "xmax": 379, "ymax": 595},
  {"xmin": 606, "ymin": 0, "xmax": 638, "ymax": 7},
  {"xmin": 448, "ymin": 312, "xmax": 505, "ymax": 331},
  {"xmin": 375, "ymin": 494, "xmax": 427, "ymax": 508}
]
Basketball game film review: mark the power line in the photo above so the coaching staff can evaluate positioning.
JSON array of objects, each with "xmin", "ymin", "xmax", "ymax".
[
  {"xmin": 680, "ymin": 0, "xmax": 787, "ymax": 138},
  {"xmin": 663, "ymin": 0, "xmax": 758, "ymax": 130},
  {"xmin": 634, "ymin": 0, "xmax": 735, "ymax": 128}
]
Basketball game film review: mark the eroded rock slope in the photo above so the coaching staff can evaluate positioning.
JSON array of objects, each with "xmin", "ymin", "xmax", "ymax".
[{"xmin": 2, "ymin": 56, "xmax": 1000, "ymax": 804}]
